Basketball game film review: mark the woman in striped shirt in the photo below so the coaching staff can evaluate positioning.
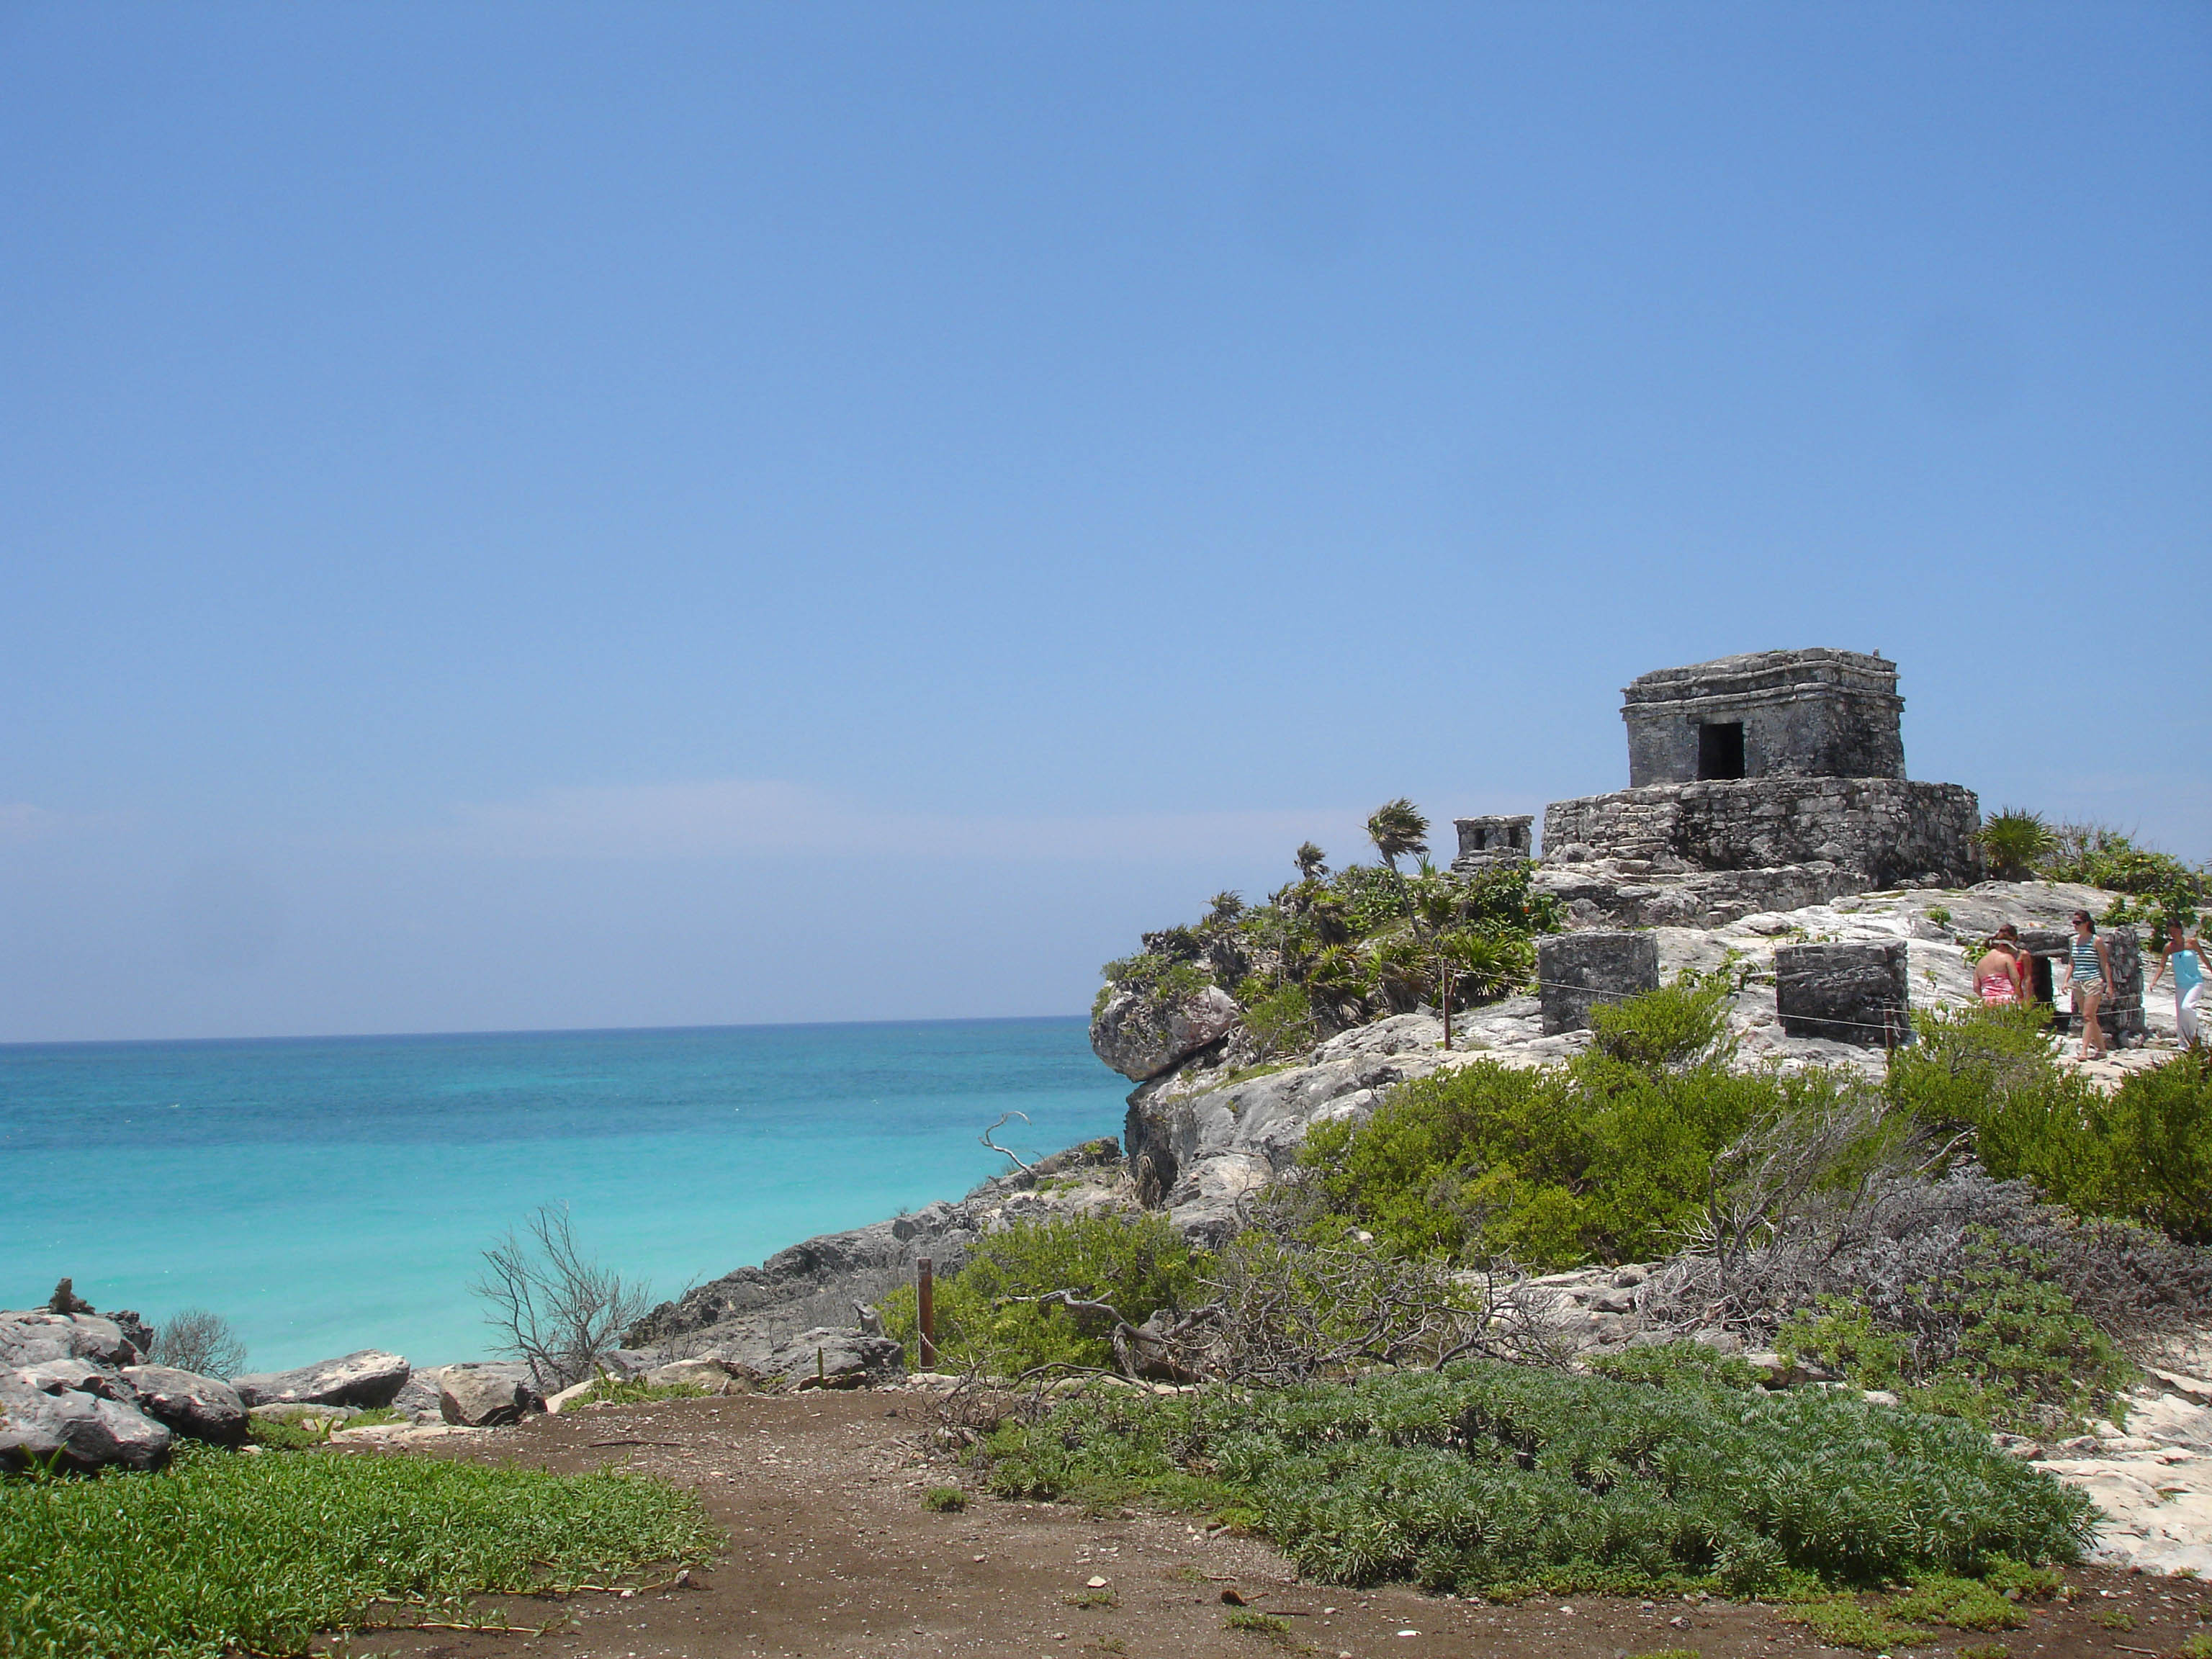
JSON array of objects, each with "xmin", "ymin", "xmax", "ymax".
[{"xmin": 2063, "ymin": 909, "xmax": 2116, "ymax": 1058}]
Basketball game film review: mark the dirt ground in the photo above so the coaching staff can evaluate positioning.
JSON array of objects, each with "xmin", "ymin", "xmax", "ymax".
[{"xmin": 340, "ymin": 1390, "xmax": 2212, "ymax": 1659}]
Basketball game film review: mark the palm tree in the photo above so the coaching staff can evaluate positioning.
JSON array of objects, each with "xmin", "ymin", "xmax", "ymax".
[
  {"xmin": 1294, "ymin": 841, "xmax": 1329, "ymax": 882},
  {"xmin": 1365, "ymin": 800, "xmax": 1429, "ymax": 874}
]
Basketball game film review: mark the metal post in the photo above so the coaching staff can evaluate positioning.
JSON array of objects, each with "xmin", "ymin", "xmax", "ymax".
[{"xmin": 917, "ymin": 1256, "xmax": 937, "ymax": 1370}]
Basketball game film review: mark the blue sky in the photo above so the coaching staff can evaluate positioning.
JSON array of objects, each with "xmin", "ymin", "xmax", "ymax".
[{"xmin": 2, "ymin": 3, "xmax": 2206, "ymax": 1042}]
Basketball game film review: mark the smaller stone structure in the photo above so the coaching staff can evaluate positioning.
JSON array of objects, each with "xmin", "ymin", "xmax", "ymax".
[
  {"xmin": 1537, "ymin": 932, "xmax": 1660, "ymax": 1035},
  {"xmin": 1774, "ymin": 942, "xmax": 1909, "ymax": 1048},
  {"xmin": 1624, "ymin": 649, "xmax": 1905, "ymax": 786},
  {"xmin": 2018, "ymin": 927, "xmax": 2146, "ymax": 1048},
  {"xmin": 1452, "ymin": 814, "xmax": 1534, "ymax": 873}
]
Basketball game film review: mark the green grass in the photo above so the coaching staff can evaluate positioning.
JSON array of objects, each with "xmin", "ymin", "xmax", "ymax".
[
  {"xmin": 1222, "ymin": 1608, "xmax": 1288, "ymax": 1637},
  {"xmin": 566, "ymin": 1375, "xmax": 712, "ymax": 1407},
  {"xmin": 921, "ymin": 1485, "xmax": 968, "ymax": 1511},
  {"xmin": 1779, "ymin": 1597, "xmax": 1934, "ymax": 1650},
  {"xmin": 979, "ymin": 1364, "xmax": 2096, "ymax": 1598},
  {"xmin": 0, "ymin": 1442, "xmax": 719, "ymax": 1658}
]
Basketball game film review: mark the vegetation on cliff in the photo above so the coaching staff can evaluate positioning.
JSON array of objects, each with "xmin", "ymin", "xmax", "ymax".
[{"xmin": 1096, "ymin": 802, "xmax": 1563, "ymax": 1057}]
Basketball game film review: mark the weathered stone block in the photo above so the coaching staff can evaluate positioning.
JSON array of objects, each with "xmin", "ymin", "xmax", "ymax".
[
  {"xmin": 1538, "ymin": 932, "xmax": 1660, "ymax": 1034},
  {"xmin": 1774, "ymin": 941, "xmax": 1909, "ymax": 1047}
]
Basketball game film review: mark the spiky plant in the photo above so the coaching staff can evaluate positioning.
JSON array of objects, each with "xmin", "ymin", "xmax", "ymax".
[
  {"xmin": 1294, "ymin": 841, "xmax": 1329, "ymax": 881},
  {"xmin": 1976, "ymin": 808, "xmax": 2055, "ymax": 882}
]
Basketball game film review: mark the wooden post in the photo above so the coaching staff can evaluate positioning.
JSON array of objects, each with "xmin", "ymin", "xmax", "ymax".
[
  {"xmin": 917, "ymin": 1256, "xmax": 937, "ymax": 1370},
  {"xmin": 1440, "ymin": 950, "xmax": 1452, "ymax": 1050}
]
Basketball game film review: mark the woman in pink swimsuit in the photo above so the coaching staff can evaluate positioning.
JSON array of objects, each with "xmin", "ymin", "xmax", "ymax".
[{"xmin": 1976, "ymin": 925, "xmax": 2028, "ymax": 1007}]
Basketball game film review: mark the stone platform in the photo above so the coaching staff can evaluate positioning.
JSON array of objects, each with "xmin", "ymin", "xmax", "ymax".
[{"xmin": 1544, "ymin": 775, "xmax": 1981, "ymax": 892}]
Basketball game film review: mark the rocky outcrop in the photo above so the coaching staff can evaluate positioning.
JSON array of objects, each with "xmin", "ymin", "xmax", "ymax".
[
  {"xmin": 716, "ymin": 1327, "xmax": 904, "ymax": 1389},
  {"xmin": 1090, "ymin": 983, "xmax": 1240, "ymax": 1081},
  {"xmin": 231, "ymin": 1349, "xmax": 411, "ymax": 1411},
  {"xmin": 119, "ymin": 1364, "xmax": 248, "ymax": 1447},
  {"xmin": 627, "ymin": 1139, "xmax": 1124, "ymax": 1362},
  {"xmin": 0, "ymin": 1311, "xmax": 144, "ymax": 1371},
  {"xmin": 0, "ymin": 1367, "xmax": 171, "ymax": 1472}
]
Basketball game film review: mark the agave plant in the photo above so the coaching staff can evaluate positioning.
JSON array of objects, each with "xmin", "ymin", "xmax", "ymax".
[{"xmin": 1441, "ymin": 928, "xmax": 1534, "ymax": 1003}]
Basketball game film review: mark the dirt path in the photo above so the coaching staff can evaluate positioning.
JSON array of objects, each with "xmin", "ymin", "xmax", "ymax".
[{"xmin": 347, "ymin": 1391, "xmax": 2211, "ymax": 1659}]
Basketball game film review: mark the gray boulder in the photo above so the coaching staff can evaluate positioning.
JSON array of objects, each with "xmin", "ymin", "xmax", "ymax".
[
  {"xmin": 0, "ymin": 1311, "xmax": 143, "ymax": 1369},
  {"xmin": 388, "ymin": 1370, "xmax": 446, "ymax": 1424},
  {"xmin": 0, "ymin": 1370, "xmax": 170, "ymax": 1472},
  {"xmin": 120, "ymin": 1365, "xmax": 248, "ymax": 1447},
  {"xmin": 708, "ymin": 1326, "xmax": 904, "ymax": 1390},
  {"xmin": 1090, "ymin": 982, "xmax": 1240, "ymax": 1082},
  {"xmin": 232, "ymin": 1349, "xmax": 410, "ymax": 1410},
  {"xmin": 437, "ymin": 1362, "xmax": 545, "ymax": 1426},
  {"xmin": 644, "ymin": 1357, "xmax": 752, "ymax": 1394}
]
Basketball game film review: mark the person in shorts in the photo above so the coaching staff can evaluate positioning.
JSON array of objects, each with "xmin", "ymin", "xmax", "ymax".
[{"xmin": 2063, "ymin": 910, "xmax": 2116, "ymax": 1058}]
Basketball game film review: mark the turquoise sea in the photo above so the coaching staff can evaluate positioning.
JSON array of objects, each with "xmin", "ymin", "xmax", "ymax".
[{"xmin": 0, "ymin": 1019, "xmax": 1127, "ymax": 1374}]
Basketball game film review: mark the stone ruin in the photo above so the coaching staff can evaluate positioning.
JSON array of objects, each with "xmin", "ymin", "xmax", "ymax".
[
  {"xmin": 1451, "ymin": 813, "xmax": 1534, "ymax": 873},
  {"xmin": 1534, "ymin": 649, "xmax": 1982, "ymax": 930}
]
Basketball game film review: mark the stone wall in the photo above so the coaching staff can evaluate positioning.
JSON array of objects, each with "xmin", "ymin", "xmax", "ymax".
[
  {"xmin": 1622, "ymin": 649, "xmax": 1905, "ymax": 786},
  {"xmin": 1543, "ymin": 777, "xmax": 1981, "ymax": 888}
]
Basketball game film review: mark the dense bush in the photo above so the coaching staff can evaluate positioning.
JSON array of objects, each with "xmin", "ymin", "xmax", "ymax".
[
  {"xmin": 1776, "ymin": 1230, "xmax": 2134, "ymax": 1432},
  {"xmin": 1892, "ymin": 1010, "xmax": 2212, "ymax": 1242},
  {"xmin": 1297, "ymin": 1033, "xmax": 1866, "ymax": 1272},
  {"xmin": 1588, "ymin": 972, "xmax": 1737, "ymax": 1070},
  {"xmin": 2036, "ymin": 822, "xmax": 2206, "ymax": 925},
  {"xmin": 880, "ymin": 1214, "xmax": 1208, "ymax": 1375},
  {"xmin": 979, "ymin": 1363, "xmax": 2095, "ymax": 1595},
  {"xmin": 0, "ymin": 1442, "xmax": 716, "ymax": 1659}
]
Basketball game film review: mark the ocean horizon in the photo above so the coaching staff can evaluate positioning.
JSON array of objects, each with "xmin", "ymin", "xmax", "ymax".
[{"xmin": 0, "ymin": 1015, "xmax": 1128, "ymax": 1373}]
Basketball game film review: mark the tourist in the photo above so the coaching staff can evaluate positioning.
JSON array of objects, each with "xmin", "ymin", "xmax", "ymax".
[
  {"xmin": 1975, "ymin": 925, "xmax": 2028, "ymax": 1007},
  {"xmin": 2148, "ymin": 920, "xmax": 2206, "ymax": 1049},
  {"xmin": 2063, "ymin": 910, "xmax": 2116, "ymax": 1058}
]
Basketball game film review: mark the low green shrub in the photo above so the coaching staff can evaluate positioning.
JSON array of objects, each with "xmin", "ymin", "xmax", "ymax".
[
  {"xmin": 1586, "ymin": 1339, "xmax": 1763, "ymax": 1394},
  {"xmin": 920, "ymin": 1486, "xmax": 967, "ymax": 1512},
  {"xmin": 1780, "ymin": 1597, "xmax": 1934, "ymax": 1651},
  {"xmin": 978, "ymin": 1363, "xmax": 2094, "ymax": 1596},
  {"xmin": 881, "ymin": 1214, "xmax": 1209, "ymax": 1375},
  {"xmin": 1298, "ymin": 1012, "xmax": 1870, "ymax": 1270},
  {"xmin": 1776, "ymin": 1231, "xmax": 2134, "ymax": 1433},
  {"xmin": 567, "ymin": 1375, "xmax": 711, "ymax": 1407},
  {"xmin": 0, "ymin": 1441, "xmax": 717, "ymax": 1659},
  {"xmin": 1588, "ymin": 973, "xmax": 1736, "ymax": 1071},
  {"xmin": 1893, "ymin": 1011, "xmax": 2212, "ymax": 1243},
  {"xmin": 2037, "ymin": 822, "xmax": 2206, "ymax": 912}
]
